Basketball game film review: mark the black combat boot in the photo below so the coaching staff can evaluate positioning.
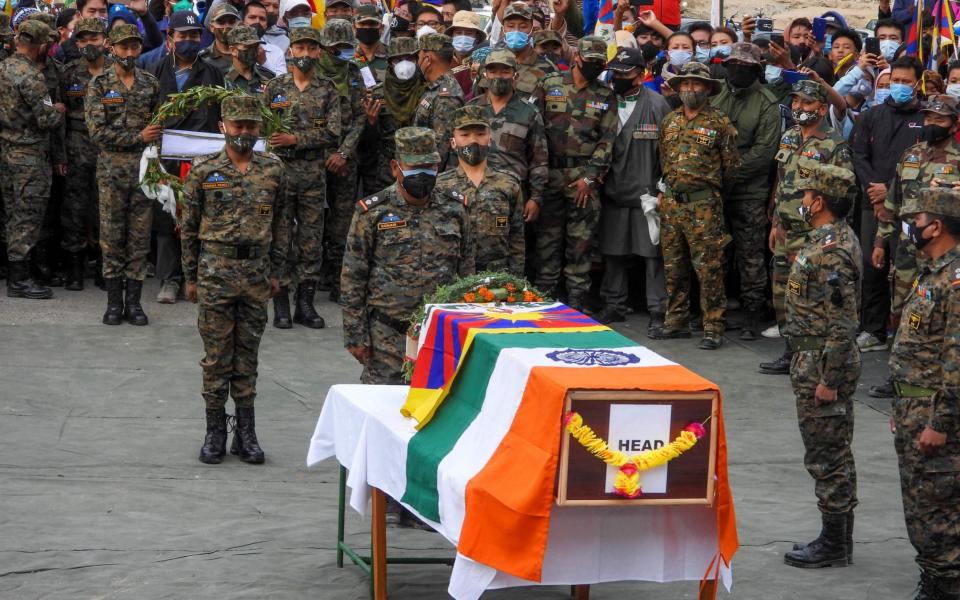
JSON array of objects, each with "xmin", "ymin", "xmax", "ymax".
[
  {"xmin": 199, "ymin": 407, "xmax": 228, "ymax": 464},
  {"xmin": 31, "ymin": 242, "xmax": 62, "ymax": 287},
  {"xmin": 102, "ymin": 278, "xmax": 124, "ymax": 325},
  {"xmin": 784, "ymin": 513, "xmax": 848, "ymax": 568},
  {"xmin": 293, "ymin": 281, "xmax": 325, "ymax": 328},
  {"xmin": 914, "ymin": 570, "xmax": 941, "ymax": 600},
  {"xmin": 792, "ymin": 511, "xmax": 854, "ymax": 564},
  {"xmin": 123, "ymin": 279, "xmax": 149, "ymax": 326},
  {"xmin": 759, "ymin": 344, "xmax": 793, "ymax": 375},
  {"xmin": 739, "ymin": 310, "xmax": 760, "ymax": 341},
  {"xmin": 6, "ymin": 260, "xmax": 52, "ymax": 299},
  {"xmin": 273, "ymin": 286, "xmax": 292, "ymax": 329},
  {"xmin": 64, "ymin": 251, "xmax": 85, "ymax": 291},
  {"xmin": 647, "ymin": 312, "xmax": 665, "ymax": 339},
  {"xmin": 232, "ymin": 406, "xmax": 265, "ymax": 464}
]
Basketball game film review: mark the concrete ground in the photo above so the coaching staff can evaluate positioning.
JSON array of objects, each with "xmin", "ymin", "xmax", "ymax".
[{"xmin": 0, "ymin": 280, "xmax": 919, "ymax": 599}]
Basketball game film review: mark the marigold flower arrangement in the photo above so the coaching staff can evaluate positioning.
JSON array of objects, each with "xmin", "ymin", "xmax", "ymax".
[{"xmin": 564, "ymin": 412, "xmax": 708, "ymax": 499}]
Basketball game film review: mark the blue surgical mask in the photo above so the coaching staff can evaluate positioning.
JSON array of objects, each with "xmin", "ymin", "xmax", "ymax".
[
  {"xmin": 668, "ymin": 49, "xmax": 692, "ymax": 67},
  {"xmin": 337, "ymin": 47, "xmax": 355, "ymax": 61},
  {"xmin": 709, "ymin": 44, "xmax": 730, "ymax": 58},
  {"xmin": 452, "ymin": 34, "xmax": 476, "ymax": 53},
  {"xmin": 873, "ymin": 87, "xmax": 891, "ymax": 104},
  {"xmin": 879, "ymin": 39, "xmax": 899, "ymax": 61},
  {"xmin": 287, "ymin": 16, "xmax": 312, "ymax": 29},
  {"xmin": 695, "ymin": 46, "xmax": 710, "ymax": 63},
  {"xmin": 504, "ymin": 30, "xmax": 530, "ymax": 52},
  {"xmin": 764, "ymin": 64, "xmax": 782, "ymax": 84},
  {"xmin": 889, "ymin": 82, "xmax": 915, "ymax": 104},
  {"xmin": 401, "ymin": 167, "xmax": 438, "ymax": 177}
]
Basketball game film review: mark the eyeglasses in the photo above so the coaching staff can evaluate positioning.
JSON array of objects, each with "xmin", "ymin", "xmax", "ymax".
[{"xmin": 416, "ymin": 19, "xmax": 441, "ymax": 28}]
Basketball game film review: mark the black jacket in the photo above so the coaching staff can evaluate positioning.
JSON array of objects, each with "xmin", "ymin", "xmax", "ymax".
[
  {"xmin": 147, "ymin": 53, "xmax": 224, "ymax": 134},
  {"xmin": 850, "ymin": 98, "xmax": 924, "ymax": 187}
]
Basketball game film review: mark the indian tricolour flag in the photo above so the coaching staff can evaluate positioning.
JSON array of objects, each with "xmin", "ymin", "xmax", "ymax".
[{"xmin": 391, "ymin": 329, "xmax": 738, "ymax": 586}]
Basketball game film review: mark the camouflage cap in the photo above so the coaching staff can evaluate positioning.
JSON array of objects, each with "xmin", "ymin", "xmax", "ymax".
[
  {"xmin": 578, "ymin": 35, "xmax": 608, "ymax": 61},
  {"xmin": 209, "ymin": 2, "xmax": 241, "ymax": 23},
  {"xmin": 667, "ymin": 61, "xmax": 721, "ymax": 94},
  {"xmin": 74, "ymin": 17, "xmax": 106, "ymax": 36},
  {"xmin": 221, "ymin": 95, "xmax": 263, "ymax": 122},
  {"xmin": 484, "ymin": 48, "xmax": 517, "ymax": 70},
  {"xmin": 226, "ymin": 25, "xmax": 260, "ymax": 46},
  {"xmin": 109, "ymin": 23, "xmax": 143, "ymax": 44},
  {"xmin": 395, "ymin": 126, "xmax": 441, "ymax": 165},
  {"xmin": 388, "ymin": 35, "xmax": 419, "ymax": 58},
  {"xmin": 921, "ymin": 94, "xmax": 960, "ymax": 117},
  {"xmin": 320, "ymin": 18, "xmax": 357, "ymax": 47},
  {"xmin": 327, "ymin": 0, "xmax": 354, "ymax": 7},
  {"xmin": 452, "ymin": 105, "xmax": 489, "ymax": 130},
  {"xmin": 795, "ymin": 159, "xmax": 856, "ymax": 199},
  {"xmin": 355, "ymin": 4, "xmax": 382, "ymax": 24},
  {"xmin": 532, "ymin": 29, "xmax": 562, "ymax": 47},
  {"xmin": 17, "ymin": 19, "xmax": 50, "ymax": 44},
  {"xmin": 790, "ymin": 79, "xmax": 827, "ymax": 103},
  {"xmin": 723, "ymin": 42, "xmax": 762, "ymax": 66},
  {"xmin": 419, "ymin": 32, "xmax": 452, "ymax": 53},
  {"xmin": 24, "ymin": 12, "xmax": 57, "ymax": 42},
  {"xmin": 503, "ymin": 1, "xmax": 533, "ymax": 21},
  {"xmin": 902, "ymin": 187, "xmax": 960, "ymax": 219},
  {"xmin": 288, "ymin": 26, "xmax": 322, "ymax": 45}
]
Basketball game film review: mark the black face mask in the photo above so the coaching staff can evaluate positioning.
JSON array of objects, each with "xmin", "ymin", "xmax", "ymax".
[
  {"xmin": 237, "ymin": 46, "xmax": 259, "ymax": 66},
  {"xmin": 267, "ymin": 13, "xmax": 279, "ymax": 27},
  {"xmin": 291, "ymin": 55, "xmax": 315, "ymax": 72},
  {"xmin": 356, "ymin": 27, "xmax": 380, "ymax": 45},
  {"xmin": 921, "ymin": 123, "xmax": 952, "ymax": 144},
  {"xmin": 115, "ymin": 55, "xmax": 137, "ymax": 71},
  {"xmin": 612, "ymin": 77, "xmax": 636, "ymax": 96},
  {"xmin": 456, "ymin": 142, "xmax": 488, "ymax": 166},
  {"xmin": 726, "ymin": 63, "xmax": 758, "ymax": 88},
  {"xmin": 578, "ymin": 60, "xmax": 604, "ymax": 82},
  {"xmin": 639, "ymin": 41, "xmax": 658, "ymax": 62},
  {"xmin": 391, "ymin": 15, "xmax": 410, "ymax": 34},
  {"xmin": 487, "ymin": 77, "xmax": 513, "ymax": 96},
  {"xmin": 80, "ymin": 44, "xmax": 103, "ymax": 61},
  {"xmin": 907, "ymin": 220, "xmax": 935, "ymax": 250},
  {"xmin": 253, "ymin": 23, "xmax": 266, "ymax": 38},
  {"xmin": 400, "ymin": 171, "xmax": 437, "ymax": 199}
]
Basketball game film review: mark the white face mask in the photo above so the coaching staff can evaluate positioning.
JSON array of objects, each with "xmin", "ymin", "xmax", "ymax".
[
  {"xmin": 947, "ymin": 83, "xmax": 960, "ymax": 99},
  {"xmin": 416, "ymin": 25, "xmax": 437, "ymax": 39},
  {"xmin": 393, "ymin": 59, "xmax": 416, "ymax": 80}
]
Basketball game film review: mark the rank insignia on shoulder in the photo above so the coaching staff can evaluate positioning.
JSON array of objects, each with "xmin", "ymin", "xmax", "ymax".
[
  {"xmin": 908, "ymin": 311, "xmax": 922, "ymax": 329},
  {"xmin": 822, "ymin": 235, "xmax": 837, "ymax": 249},
  {"xmin": 438, "ymin": 88, "xmax": 450, "ymax": 96},
  {"xmin": 258, "ymin": 203, "xmax": 272, "ymax": 216},
  {"xmin": 201, "ymin": 172, "xmax": 229, "ymax": 190},
  {"xmin": 496, "ymin": 216, "xmax": 508, "ymax": 228},
  {"xmin": 448, "ymin": 190, "xmax": 468, "ymax": 206},
  {"xmin": 358, "ymin": 195, "xmax": 379, "ymax": 212}
]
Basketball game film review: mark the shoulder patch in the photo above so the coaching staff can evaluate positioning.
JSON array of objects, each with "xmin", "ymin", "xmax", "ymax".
[
  {"xmin": 447, "ymin": 188, "xmax": 469, "ymax": 206},
  {"xmin": 191, "ymin": 151, "xmax": 221, "ymax": 168},
  {"xmin": 357, "ymin": 194, "xmax": 385, "ymax": 213}
]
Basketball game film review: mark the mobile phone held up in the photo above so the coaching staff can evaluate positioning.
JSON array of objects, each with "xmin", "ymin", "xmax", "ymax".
[
  {"xmin": 756, "ymin": 17, "xmax": 774, "ymax": 32},
  {"xmin": 812, "ymin": 17, "xmax": 827, "ymax": 42},
  {"xmin": 865, "ymin": 37, "xmax": 880, "ymax": 57}
]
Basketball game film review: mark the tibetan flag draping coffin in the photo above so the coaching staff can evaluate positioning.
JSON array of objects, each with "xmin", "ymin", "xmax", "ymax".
[{"xmin": 401, "ymin": 303, "xmax": 608, "ymax": 427}]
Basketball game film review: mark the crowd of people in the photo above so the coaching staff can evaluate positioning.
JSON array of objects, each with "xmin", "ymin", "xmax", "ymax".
[{"xmin": 1, "ymin": 0, "xmax": 960, "ymax": 595}]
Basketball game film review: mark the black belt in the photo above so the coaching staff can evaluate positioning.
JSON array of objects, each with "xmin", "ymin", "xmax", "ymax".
[
  {"xmin": 549, "ymin": 156, "xmax": 588, "ymax": 169},
  {"xmin": 279, "ymin": 149, "xmax": 322, "ymax": 161},
  {"xmin": 665, "ymin": 188, "xmax": 716, "ymax": 203},
  {"xmin": 100, "ymin": 145, "xmax": 145, "ymax": 154},
  {"xmin": 202, "ymin": 242, "xmax": 268, "ymax": 259},
  {"xmin": 370, "ymin": 308, "xmax": 408, "ymax": 334}
]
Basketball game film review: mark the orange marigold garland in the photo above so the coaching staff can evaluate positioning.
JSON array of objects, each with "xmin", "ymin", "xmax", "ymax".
[{"xmin": 564, "ymin": 412, "xmax": 707, "ymax": 499}]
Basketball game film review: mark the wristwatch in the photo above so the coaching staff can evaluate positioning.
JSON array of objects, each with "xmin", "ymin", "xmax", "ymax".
[
  {"xmin": 582, "ymin": 177, "xmax": 595, "ymax": 187},
  {"xmin": 338, "ymin": 151, "xmax": 349, "ymax": 161}
]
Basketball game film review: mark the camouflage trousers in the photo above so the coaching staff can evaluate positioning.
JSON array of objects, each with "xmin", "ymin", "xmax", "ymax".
[
  {"xmin": 61, "ymin": 132, "xmax": 99, "ymax": 253},
  {"xmin": 790, "ymin": 348, "xmax": 860, "ymax": 515},
  {"xmin": 3, "ymin": 145, "xmax": 51, "ymax": 262},
  {"xmin": 284, "ymin": 157, "xmax": 327, "ymax": 285},
  {"xmin": 534, "ymin": 168, "xmax": 600, "ymax": 302},
  {"xmin": 360, "ymin": 317, "xmax": 406, "ymax": 385},
  {"xmin": 891, "ymin": 232, "xmax": 928, "ymax": 317},
  {"xmin": 893, "ymin": 395, "xmax": 960, "ymax": 579},
  {"xmin": 724, "ymin": 196, "xmax": 769, "ymax": 313},
  {"xmin": 97, "ymin": 151, "xmax": 153, "ymax": 280},
  {"xmin": 196, "ymin": 252, "xmax": 271, "ymax": 410},
  {"xmin": 660, "ymin": 193, "xmax": 729, "ymax": 334},
  {"xmin": 323, "ymin": 160, "xmax": 360, "ymax": 290},
  {"xmin": 773, "ymin": 226, "xmax": 809, "ymax": 327}
]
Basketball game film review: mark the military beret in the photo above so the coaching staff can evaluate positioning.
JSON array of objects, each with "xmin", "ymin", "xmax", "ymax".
[
  {"xmin": 921, "ymin": 94, "xmax": 960, "ymax": 117},
  {"xmin": 902, "ymin": 187, "xmax": 960, "ymax": 219},
  {"xmin": 484, "ymin": 48, "xmax": 516, "ymax": 70},
  {"xmin": 452, "ymin": 105, "xmax": 489, "ymax": 130},
  {"xmin": 418, "ymin": 32, "xmax": 452, "ymax": 53},
  {"xmin": 795, "ymin": 159, "xmax": 856, "ymax": 199},
  {"xmin": 502, "ymin": 2, "xmax": 533, "ymax": 21},
  {"xmin": 221, "ymin": 95, "xmax": 263, "ymax": 122},
  {"xmin": 395, "ymin": 126, "xmax": 441, "ymax": 165},
  {"xmin": 74, "ymin": 17, "xmax": 106, "ymax": 37},
  {"xmin": 109, "ymin": 24, "xmax": 143, "ymax": 45},
  {"xmin": 17, "ymin": 20, "xmax": 51, "ymax": 44},
  {"xmin": 577, "ymin": 36, "xmax": 608, "ymax": 61},
  {"xmin": 355, "ymin": 4, "xmax": 382, "ymax": 24},
  {"xmin": 388, "ymin": 35, "xmax": 419, "ymax": 58},
  {"xmin": 226, "ymin": 25, "xmax": 260, "ymax": 46},
  {"xmin": 790, "ymin": 79, "xmax": 828, "ymax": 103},
  {"xmin": 320, "ymin": 18, "xmax": 357, "ymax": 47},
  {"xmin": 288, "ymin": 26, "xmax": 322, "ymax": 45}
]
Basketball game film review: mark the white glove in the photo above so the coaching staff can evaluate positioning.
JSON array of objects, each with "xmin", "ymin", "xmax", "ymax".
[{"xmin": 641, "ymin": 193, "xmax": 660, "ymax": 246}]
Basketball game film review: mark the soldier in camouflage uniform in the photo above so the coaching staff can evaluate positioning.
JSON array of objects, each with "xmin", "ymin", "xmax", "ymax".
[
  {"xmin": 263, "ymin": 27, "xmax": 342, "ymax": 329},
  {"xmin": 317, "ymin": 19, "xmax": 366, "ymax": 304},
  {"xmin": 353, "ymin": 5, "xmax": 389, "ymax": 82},
  {"xmin": 875, "ymin": 96, "xmax": 960, "ymax": 328},
  {"xmin": 59, "ymin": 17, "xmax": 109, "ymax": 291},
  {"xmin": 761, "ymin": 79, "xmax": 854, "ymax": 373},
  {"xmin": 0, "ymin": 20, "xmax": 65, "ymax": 300},
  {"xmin": 85, "ymin": 24, "xmax": 161, "ymax": 325},
  {"xmin": 536, "ymin": 36, "xmax": 617, "ymax": 310},
  {"xmin": 352, "ymin": 5, "xmax": 389, "ymax": 199},
  {"xmin": 414, "ymin": 33, "xmax": 464, "ymax": 170},
  {"xmin": 181, "ymin": 95, "xmax": 289, "ymax": 466},
  {"xmin": 341, "ymin": 127, "xmax": 475, "ymax": 385},
  {"xmin": 435, "ymin": 106, "xmax": 525, "ymax": 274},
  {"xmin": 888, "ymin": 187, "xmax": 960, "ymax": 600},
  {"xmin": 467, "ymin": 49, "xmax": 547, "ymax": 224},
  {"xmin": 223, "ymin": 26, "xmax": 274, "ymax": 94},
  {"xmin": 657, "ymin": 62, "xmax": 741, "ymax": 349},
  {"xmin": 499, "ymin": 2, "xmax": 558, "ymax": 105},
  {"xmin": 781, "ymin": 161, "xmax": 861, "ymax": 570}
]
